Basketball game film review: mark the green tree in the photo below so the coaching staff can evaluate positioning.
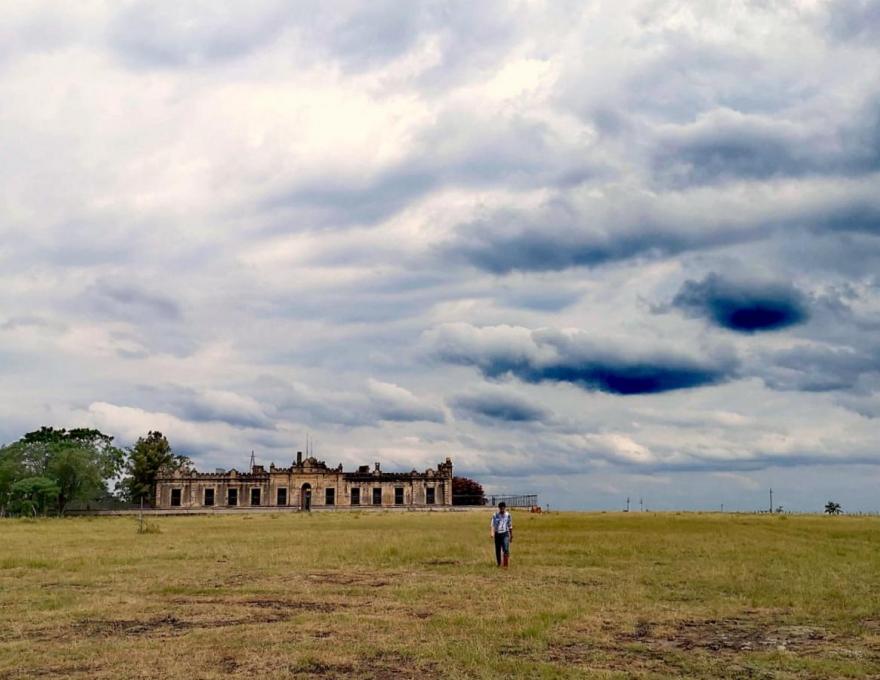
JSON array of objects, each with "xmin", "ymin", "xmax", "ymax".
[
  {"xmin": 9, "ymin": 477, "xmax": 60, "ymax": 516},
  {"xmin": 5, "ymin": 427, "xmax": 124, "ymax": 514},
  {"xmin": 0, "ymin": 445, "xmax": 26, "ymax": 516},
  {"xmin": 824, "ymin": 501, "xmax": 842, "ymax": 515},
  {"xmin": 118, "ymin": 431, "xmax": 190, "ymax": 506}
]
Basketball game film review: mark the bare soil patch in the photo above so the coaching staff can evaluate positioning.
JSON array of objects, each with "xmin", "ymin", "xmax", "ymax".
[
  {"xmin": 610, "ymin": 616, "xmax": 836, "ymax": 655},
  {"xmin": 304, "ymin": 570, "xmax": 395, "ymax": 587}
]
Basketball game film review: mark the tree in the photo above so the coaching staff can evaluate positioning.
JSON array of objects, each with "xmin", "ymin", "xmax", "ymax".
[
  {"xmin": 4, "ymin": 427, "xmax": 124, "ymax": 515},
  {"xmin": 9, "ymin": 477, "xmax": 59, "ymax": 516},
  {"xmin": 118, "ymin": 431, "xmax": 189, "ymax": 506},
  {"xmin": 0, "ymin": 445, "xmax": 26, "ymax": 516},
  {"xmin": 824, "ymin": 501, "xmax": 842, "ymax": 515},
  {"xmin": 452, "ymin": 476, "xmax": 485, "ymax": 506}
]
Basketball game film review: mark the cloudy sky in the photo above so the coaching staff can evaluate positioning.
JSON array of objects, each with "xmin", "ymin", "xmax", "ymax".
[{"xmin": 2, "ymin": 1, "xmax": 879, "ymax": 511}]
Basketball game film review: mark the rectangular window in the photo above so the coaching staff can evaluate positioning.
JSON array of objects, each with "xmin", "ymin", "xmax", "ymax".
[
  {"xmin": 228, "ymin": 488, "xmax": 238, "ymax": 506},
  {"xmin": 395, "ymin": 487, "xmax": 404, "ymax": 505},
  {"xmin": 170, "ymin": 488, "xmax": 182, "ymax": 507},
  {"xmin": 204, "ymin": 488, "xmax": 215, "ymax": 506},
  {"xmin": 325, "ymin": 488, "xmax": 335, "ymax": 506},
  {"xmin": 373, "ymin": 488, "xmax": 382, "ymax": 505},
  {"xmin": 426, "ymin": 487, "xmax": 435, "ymax": 505},
  {"xmin": 351, "ymin": 488, "xmax": 360, "ymax": 505},
  {"xmin": 277, "ymin": 488, "xmax": 287, "ymax": 506},
  {"xmin": 251, "ymin": 488, "xmax": 261, "ymax": 506}
]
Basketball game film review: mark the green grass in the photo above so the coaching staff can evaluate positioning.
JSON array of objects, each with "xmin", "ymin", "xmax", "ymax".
[{"xmin": 1, "ymin": 511, "xmax": 879, "ymax": 678}]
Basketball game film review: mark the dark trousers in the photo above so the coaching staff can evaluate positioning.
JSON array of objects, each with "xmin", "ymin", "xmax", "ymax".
[{"xmin": 494, "ymin": 532, "xmax": 510, "ymax": 565}]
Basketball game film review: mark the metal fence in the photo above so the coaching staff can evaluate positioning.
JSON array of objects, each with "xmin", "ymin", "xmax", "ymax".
[
  {"xmin": 486, "ymin": 494, "xmax": 538, "ymax": 508},
  {"xmin": 453, "ymin": 494, "xmax": 538, "ymax": 507}
]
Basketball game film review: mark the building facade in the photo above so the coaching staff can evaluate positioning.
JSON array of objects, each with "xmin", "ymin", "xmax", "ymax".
[{"xmin": 154, "ymin": 452, "xmax": 453, "ymax": 510}]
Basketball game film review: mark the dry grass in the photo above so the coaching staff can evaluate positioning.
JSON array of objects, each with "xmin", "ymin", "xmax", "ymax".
[{"xmin": 1, "ymin": 511, "xmax": 879, "ymax": 678}]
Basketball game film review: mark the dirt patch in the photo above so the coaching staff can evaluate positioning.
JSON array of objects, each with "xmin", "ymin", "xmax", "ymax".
[
  {"xmin": 567, "ymin": 578, "xmax": 601, "ymax": 587},
  {"xmin": 356, "ymin": 651, "xmax": 438, "ymax": 680},
  {"xmin": 169, "ymin": 596, "xmax": 348, "ymax": 613},
  {"xmin": 631, "ymin": 618, "xmax": 834, "ymax": 654},
  {"xmin": 423, "ymin": 559, "xmax": 461, "ymax": 566},
  {"xmin": 0, "ymin": 663, "xmax": 101, "ymax": 679},
  {"xmin": 289, "ymin": 660, "xmax": 356, "ymax": 677},
  {"xmin": 244, "ymin": 598, "xmax": 340, "ymax": 613},
  {"xmin": 304, "ymin": 571, "xmax": 394, "ymax": 587},
  {"xmin": 289, "ymin": 652, "xmax": 437, "ymax": 679},
  {"xmin": 544, "ymin": 616, "xmax": 861, "ymax": 673},
  {"xmin": 72, "ymin": 610, "xmax": 297, "ymax": 638},
  {"xmin": 218, "ymin": 656, "xmax": 239, "ymax": 672}
]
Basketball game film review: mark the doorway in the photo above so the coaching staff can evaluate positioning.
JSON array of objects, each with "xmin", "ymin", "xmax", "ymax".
[{"xmin": 300, "ymin": 483, "xmax": 312, "ymax": 511}]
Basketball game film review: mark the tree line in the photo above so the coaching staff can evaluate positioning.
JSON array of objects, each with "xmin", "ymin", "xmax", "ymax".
[{"xmin": 0, "ymin": 427, "xmax": 189, "ymax": 517}]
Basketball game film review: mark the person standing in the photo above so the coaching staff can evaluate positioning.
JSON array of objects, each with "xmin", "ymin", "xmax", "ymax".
[{"xmin": 490, "ymin": 501, "xmax": 513, "ymax": 568}]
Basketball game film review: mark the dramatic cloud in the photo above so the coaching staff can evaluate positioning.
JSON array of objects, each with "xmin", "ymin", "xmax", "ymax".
[
  {"xmin": 670, "ymin": 273, "xmax": 810, "ymax": 333},
  {"xmin": 427, "ymin": 323, "xmax": 736, "ymax": 395},
  {"xmin": 2, "ymin": 1, "xmax": 880, "ymax": 509},
  {"xmin": 449, "ymin": 386, "xmax": 550, "ymax": 424}
]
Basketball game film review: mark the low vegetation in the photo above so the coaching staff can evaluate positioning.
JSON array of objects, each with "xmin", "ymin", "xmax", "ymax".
[{"xmin": 1, "ymin": 512, "xmax": 878, "ymax": 678}]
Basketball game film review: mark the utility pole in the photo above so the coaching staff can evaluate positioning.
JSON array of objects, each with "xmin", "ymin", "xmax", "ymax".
[
  {"xmin": 626, "ymin": 497, "xmax": 630, "ymax": 512},
  {"xmin": 769, "ymin": 488, "xmax": 773, "ymax": 514},
  {"xmin": 640, "ymin": 497, "xmax": 644, "ymax": 512}
]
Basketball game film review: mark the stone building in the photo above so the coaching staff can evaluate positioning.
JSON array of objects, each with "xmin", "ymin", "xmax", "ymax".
[{"xmin": 154, "ymin": 452, "xmax": 453, "ymax": 510}]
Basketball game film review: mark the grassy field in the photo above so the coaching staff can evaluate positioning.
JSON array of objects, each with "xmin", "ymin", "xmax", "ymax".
[{"xmin": 1, "ymin": 511, "xmax": 879, "ymax": 679}]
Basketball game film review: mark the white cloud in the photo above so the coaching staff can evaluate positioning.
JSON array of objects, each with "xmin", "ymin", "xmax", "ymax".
[{"xmin": 1, "ymin": 1, "xmax": 879, "ymax": 510}]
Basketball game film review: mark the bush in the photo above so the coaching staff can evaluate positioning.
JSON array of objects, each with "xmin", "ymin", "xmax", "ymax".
[{"xmin": 452, "ymin": 477, "xmax": 485, "ymax": 506}]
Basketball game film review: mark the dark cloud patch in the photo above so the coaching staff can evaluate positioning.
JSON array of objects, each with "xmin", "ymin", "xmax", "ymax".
[
  {"xmin": 95, "ymin": 283, "xmax": 182, "ymax": 321},
  {"xmin": 428, "ymin": 324, "xmax": 737, "ymax": 396},
  {"xmin": 653, "ymin": 113, "xmax": 817, "ymax": 187},
  {"xmin": 263, "ymin": 114, "xmax": 594, "ymax": 229},
  {"xmin": 445, "ymin": 199, "xmax": 758, "ymax": 274},
  {"xmin": 321, "ymin": 0, "xmax": 425, "ymax": 70},
  {"xmin": 449, "ymin": 388, "xmax": 549, "ymax": 424},
  {"xmin": 524, "ymin": 360, "xmax": 727, "ymax": 395},
  {"xmin": 128, "ymin": 385, "xmax": 275, "ymax": 429},
  {"xmin": 446, "ymin": 184, "xmax": 880, "ymax": 275},
  {"xmin": 0, "ymin": 316, "xmax": 63, "ymax": 332},
  {"xmin": 108, "ymin": 2, "xmax": 290, "ymax": 68},
  {"xmin": 813, "ymin": 201, "xmax": 880, "ymax": 236},
  {"xmin": 652, "ymin": 96, "xmax": 880, "ymax": 188},
  {"xmin": 671, "ymin": 273, "xmax": 809, "ymax": 333},
  {"xmin": 826, "ymin": 0, "xmax": 880, "ymax": 44},
  {"xmin": 761, "ymin": 345, "xmax": 880, "ymax": 393},
  {"xmin": 266, "ymin": 378, "xmax": 445, "ymax": 428}
]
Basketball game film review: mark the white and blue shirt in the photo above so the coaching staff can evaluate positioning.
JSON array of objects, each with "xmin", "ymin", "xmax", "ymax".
[{"xmin": 491, "ymin": 511, "xmax": 512, "ymax": 534}]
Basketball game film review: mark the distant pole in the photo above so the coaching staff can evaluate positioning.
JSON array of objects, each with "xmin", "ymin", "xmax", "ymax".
[
  {"xmin": 721, "ymin": 503, "xmax": 724, "ymax": 513},
  {"xmin": 640, "ymin": 497, "xmax": 644, "ymax": 512},
  {"xmin": 626, "ymin": 497, "xmax": 630, "ymax": 512},
  {"xmin": 769, "ymin": 488, "xmax": 773, "ymax": 513}
]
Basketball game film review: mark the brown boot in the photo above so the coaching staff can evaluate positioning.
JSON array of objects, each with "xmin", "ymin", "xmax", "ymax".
[{"xmin": 502, "ymin": 554, "xmax": 509, "ymax": 569}]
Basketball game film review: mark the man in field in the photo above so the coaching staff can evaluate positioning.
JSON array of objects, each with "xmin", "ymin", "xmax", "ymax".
[{"xmin": 490, "ymin": 501, "xmax": 513, "ymax": 568}]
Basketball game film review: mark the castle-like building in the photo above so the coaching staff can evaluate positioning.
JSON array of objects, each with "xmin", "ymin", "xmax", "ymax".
[{"xmin": 154, "ymin": 452, "xmax": 453, "ymax": 510}]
